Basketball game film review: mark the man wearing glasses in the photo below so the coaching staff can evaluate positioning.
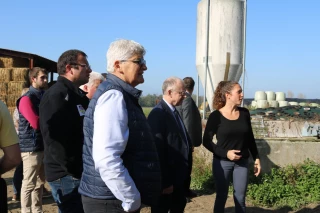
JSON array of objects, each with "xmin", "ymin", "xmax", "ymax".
[
  {"xmin": 148, "ymin": 77, "xmax": 192, "ymax": 213},
  {"xmin": 79, "ymin": 39, "xmax": 161, "ymax": 213},
  {"xmin": 40, "ymin": 50, "xmax": 91, "ymax": 213}
]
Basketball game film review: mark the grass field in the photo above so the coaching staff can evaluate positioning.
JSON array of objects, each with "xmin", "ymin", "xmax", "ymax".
[{"xmin": 142, "ymin": 107, "xmax": 153, "ymax": 118}]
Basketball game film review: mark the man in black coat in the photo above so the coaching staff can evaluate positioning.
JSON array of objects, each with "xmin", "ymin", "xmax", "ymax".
[
  {"xmin": 176, "ymin": 77, "xmax": 202, "ymax": 198},
  {"xmin": 148, "ymin": 77, "xmax": 192, "ymax": 213},
  {"xmin": 39, "ymin": 50, "xmax": 91, "ymax": 213}
]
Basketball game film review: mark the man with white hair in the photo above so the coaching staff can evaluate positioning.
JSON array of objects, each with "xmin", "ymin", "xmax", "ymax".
[
  {"xmin": 148, "ymin": 77, "xmax": 192, "ymax": 213},
  {"xmin": 79, "ymin": 71, "xmax": 105, "ymax": 99},
  {"xmin": 79, "ymin": 39, "xmax": 161, "ymax": 212}
]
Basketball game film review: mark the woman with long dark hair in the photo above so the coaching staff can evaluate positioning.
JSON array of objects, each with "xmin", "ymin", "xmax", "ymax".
[{"xmin": 203, "ymin": 81, "xmax": 261, "ymax": 213}]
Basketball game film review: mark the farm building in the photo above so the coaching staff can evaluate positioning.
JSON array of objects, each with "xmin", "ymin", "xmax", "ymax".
[{"xmin": 0, "ymin": 48, "xmax": 57, "ymax": 115}]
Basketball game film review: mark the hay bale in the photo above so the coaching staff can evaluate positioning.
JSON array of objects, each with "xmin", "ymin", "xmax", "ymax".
[
  {"xmin": 7, "ymin": 107, "xmax": 16, "ymax": 117},
  {"xmin": 0, "ymin": 95, "xmax": 6, "ymax": 105},
  {"xmin": 0, "ymin": 56, "xmax": 29, "ymax": 68},
  {"xmin": 6, "ymin": 95, "xmax": 20, "ymax": 107},
  {"xmin": 7, "ymin": 81, "xmax": 25, "ymax": 95},
  {"xmin": 12, "ymin": 68, "xmax": 29, "ymax": 81},
  {"xmin": 0, "ymin": 83, "xmax": 8, "ymax": 95},
  {"xmin": 0, "ymin": 68, "xmax": 12, "ymax": 82}
]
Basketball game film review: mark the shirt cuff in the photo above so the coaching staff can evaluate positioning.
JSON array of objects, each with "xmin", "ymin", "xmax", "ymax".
[{"xmin": 122, "ymin": 196, "xmax": 141, "ymax": 212}]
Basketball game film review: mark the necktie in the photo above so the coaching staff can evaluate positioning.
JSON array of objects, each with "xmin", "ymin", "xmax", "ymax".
[{"xmin": 173, "ymin": 109, "xmax": 189, "ymax": 149}]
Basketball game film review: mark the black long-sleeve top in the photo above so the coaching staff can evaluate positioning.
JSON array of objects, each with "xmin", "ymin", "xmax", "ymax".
[{"xmin": 203, "ymin": 107, "xmax": 259, "ymax": 161}]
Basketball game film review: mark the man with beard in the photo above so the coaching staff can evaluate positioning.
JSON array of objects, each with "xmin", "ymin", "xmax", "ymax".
[
  {"xmin": 40, "ymin": 50, "xmax": 91, "ymax": 213},
  {"xmin": 17, "ymin": 67, "xmax": 48, "ymax": 213}
]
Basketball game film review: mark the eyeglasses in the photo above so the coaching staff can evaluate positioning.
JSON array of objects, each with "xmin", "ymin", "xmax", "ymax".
[
  {"xmin": 120, "ymin": 58, "xmax": 146, "ymax": 66},
  {"xmin": 71, "ymin": 63, "xmax": 91, "ymax": 70},
  {"xmin": 174, "ymin": 90, "xmax": 186, "ymax": 96}
]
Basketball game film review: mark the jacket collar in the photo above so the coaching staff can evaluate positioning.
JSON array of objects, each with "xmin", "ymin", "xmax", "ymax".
[
  {"xmin": 29, "ymin": 86, "xmax": 44, "ymax": 99},
  {"xmin": 57, "ymin": 76, "xmax": 86, "ymax": 97},
  {"xmin": 106, "ymin": 74, "xmax": 142, "ymax": 99}
]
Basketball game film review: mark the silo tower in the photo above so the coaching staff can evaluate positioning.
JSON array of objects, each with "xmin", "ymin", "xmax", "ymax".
[{"xmin": 196, "ymin": 0, "xmax": 247, "ymax": 115}]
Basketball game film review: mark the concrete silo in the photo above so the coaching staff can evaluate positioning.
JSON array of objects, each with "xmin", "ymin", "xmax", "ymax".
[{"xmin": 196, "ymin": 0, "xmax": 247, "ymax": 114}]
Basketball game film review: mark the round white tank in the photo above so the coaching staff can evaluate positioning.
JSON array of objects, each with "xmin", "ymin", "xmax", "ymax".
[
  {"xmin": 279, "ymin": 101, "xmax": 289, "ymax": 107},
  {"xmin": 310, "ymin": 103, "xmax": 319, "ymax": 107},
  {"xmin": 251, "ymin": 100, "xmax": 257, "ymax": 108},
  {"xmin": 289, "ymin": 102, "xmax": 298, "ymax": 106},
  {"xmin": 299, "ymin": 102, "xmax": 307, "ymax": 106},
  {"xmin": 254, "ymin": 91, "xmax": 267, "ymax": 101},
  {"xmin": 265, "ymin": 91, "xmax": 276, "ymax": 101},
  {"xmin": 268, "ymin": 100, "xmax": 279, "ymax": 108},
  {"xmin": 257, "ymin": 100, "xmax": 268, "ymax": 109},
  {"xmin": 196, "ymin": 0, "xmax": 245, "ymax": 110},
  {"xmin": 275, "ymin": 92, "xmax": 286, "ymax": 101}
]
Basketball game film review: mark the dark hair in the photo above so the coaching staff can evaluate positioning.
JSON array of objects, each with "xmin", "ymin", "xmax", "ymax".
[
  {"xmin": 213, "ymin": 81, "xmax": 239, "ymax": 110},
  {"xmin": 28, "ymin": 67, "xmax": 47, "ymax": 84},
  {"xmin": 183, "ymin": 77, "xmax": 195, "ymax": 91},
  {"xmin": 57, "ymin": 49, "xmax": 87, "ymax": 75}
]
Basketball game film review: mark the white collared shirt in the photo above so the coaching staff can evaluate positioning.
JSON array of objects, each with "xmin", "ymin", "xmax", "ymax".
[{"xmin": 92, "ymin": 89, "xmax": 141, "ymax": 212}]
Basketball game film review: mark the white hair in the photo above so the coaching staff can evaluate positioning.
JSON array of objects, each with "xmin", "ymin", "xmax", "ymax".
[
  {"xmin": 162, "ymin": 77, "xmax": 184, "ymax": 94},
  {"xmin": 79, "ymin": 71, "xmax": 104, "ymax": 90},
  {"xmin": 106, "ymin": 39, "xmax": 146, "ymax": 73}
]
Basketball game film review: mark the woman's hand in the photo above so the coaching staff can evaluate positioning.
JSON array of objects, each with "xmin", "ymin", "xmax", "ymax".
[
  {"xmin": 254, "ymin": 159, "xmax": 261, "ymax": 177},
  {"xmin": 227, "ymin": 150, "xmax": 242, "ymax": 161}
]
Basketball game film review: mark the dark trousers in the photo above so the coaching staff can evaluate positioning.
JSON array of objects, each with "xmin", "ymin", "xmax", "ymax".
[
  {"xmin": 0, "ymin": 178, "xmax": 7, "ymax": 213},
  {"xmin": 12, "ymin": 161, "xmax": 23, "ymax": 196},
  {"xmin": 82, "ymin": 195, "xmax": 140, "ymax": 213},
  {"xmin": 184, "ymin": 151, "xmax": 193, "ymax": 193},
  {"xmin": 48, "ymin": 175, "xmax": 84, "ymax": 213},
  {"xmin": 151, "ymin": 187, "xmax": 187, "ymax": 213},
  {"xmin": 213, "ymin": 158, "xmax": 248, "ymax": 213}
]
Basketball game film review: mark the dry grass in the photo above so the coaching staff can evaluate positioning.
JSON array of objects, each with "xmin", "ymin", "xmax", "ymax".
[
  {"xmin": 0, "ymin": 95, "xmax": 6, "ymax": 105},
  {"xmin": 12, "ymin": 68, "xmax": 29, "ymax": 81},
  {"xmin": 0, "ymin": 56, "xmax": 29, "ymax": 68},
  {"xmin": 6, "ymin": 95, "xmax": 20, "ymax": 107},
  {"xmin": 0, "ymin": 82, "xmax": 8, "ymax": 95},
  {"xmin": 7, "ymin": 81, "xmax": 25, "ymax": 95},
  {"xmin": 0, "ymin": 68, "xmax": 12, "ymax": 82},
  {"xmin": 7, "ymin": 106, "xmax": 16, "ymax": 116}
]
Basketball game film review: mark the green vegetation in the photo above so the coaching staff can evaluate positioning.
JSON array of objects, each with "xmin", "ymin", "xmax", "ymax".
[
  {"xmin": 142, "ymin": 107, "xmax": 153, "ymax": 118},
  {"xmin": 191, "ymin": 158, "xmax": 320, "ymax": 210}
]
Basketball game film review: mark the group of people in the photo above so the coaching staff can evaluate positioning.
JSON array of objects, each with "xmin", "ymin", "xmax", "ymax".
[{"xmin": 0, "ymin": 38, "xmax": 261, "ymax": 213}]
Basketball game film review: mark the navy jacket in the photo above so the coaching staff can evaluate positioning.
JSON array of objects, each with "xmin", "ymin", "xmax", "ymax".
[
  {"xmin": 17, "ymin": 86, "xmax": 44, "ymax": 152},
  {"xmin": 147, "ymin": 99, "xmax": 192, "ymax": 189}
]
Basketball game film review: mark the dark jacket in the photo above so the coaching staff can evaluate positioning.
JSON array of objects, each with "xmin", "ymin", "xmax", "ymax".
[
  {"xmin": 17, "ymin": 86, "xmax": 44, "ymax": 152},
  {"xmin": 39, "ymin": 76, "xmax": 89, "ymax": 182},
  {"xmin": 79, "ymin": 74, "xmax": 161, "ymax": 206},
  {"xmin": 147, "ymin": 99, "xmax": 192, "ymax": 189},
  {"xmin": 176, "ymin": 93, "xmax": 202, "ymax": 147}
]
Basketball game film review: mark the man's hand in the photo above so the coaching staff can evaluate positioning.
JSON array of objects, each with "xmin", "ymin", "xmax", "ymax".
[
  {"xmin": 226, "ymin": 150, "xmax": 242, "ymax": 161},
  {"xmin": 162, "ymin": 185, "xmax": 173, "ymax": 194}
]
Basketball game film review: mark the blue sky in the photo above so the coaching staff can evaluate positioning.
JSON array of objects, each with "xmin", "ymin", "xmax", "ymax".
[{"xmin": 1, "ymin": 0, "xmax": 319, "ymax": 98}]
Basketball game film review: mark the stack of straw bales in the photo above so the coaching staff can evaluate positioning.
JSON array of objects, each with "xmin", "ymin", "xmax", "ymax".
[{"xmin": 0, "ymin": 56, "xmax": 29, "ymax": 116}]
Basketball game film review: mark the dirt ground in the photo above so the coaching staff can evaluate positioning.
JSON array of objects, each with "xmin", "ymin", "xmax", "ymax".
[{"xmin": 2, "ymin": 169, "xmax": 319, "ymax": 213}]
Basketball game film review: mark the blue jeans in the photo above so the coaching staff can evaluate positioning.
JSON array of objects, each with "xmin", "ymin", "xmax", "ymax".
[
  {"xmin": 213, "ymin": 158, "xmax": 248, "ymax": 213},
  {"xmin": 48, "ymin": 175, "xmax": 84, "ymax": 213}
]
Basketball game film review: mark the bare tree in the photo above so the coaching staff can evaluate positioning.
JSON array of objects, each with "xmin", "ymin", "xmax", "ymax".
[
  {"xmin": 287, "ymin": 90, "xmax": 294, "ymax": 98},
  {"xmin": 297, "ymin": 93, "xmax": 306, "ymax": 99}
]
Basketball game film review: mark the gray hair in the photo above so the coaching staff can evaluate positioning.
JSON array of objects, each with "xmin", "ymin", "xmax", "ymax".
[
  {"xmin": 106, "ymin": 39, "xmax": 146, "ymax": 73},
  {"xmin": 162, "ymin": 77, "xmax": 184, "ymax": 94},
  {"xmin": 79, "ymin": 71, "xmax": 104, "ymax": 90}
]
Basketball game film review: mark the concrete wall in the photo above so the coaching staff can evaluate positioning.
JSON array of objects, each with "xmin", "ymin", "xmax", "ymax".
[{"xmin": 194, "ymin": 137, "xmax": 320, "ymax": 173}]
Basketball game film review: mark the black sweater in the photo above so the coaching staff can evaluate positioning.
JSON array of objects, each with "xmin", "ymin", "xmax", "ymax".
[
  {"xmin": 39, "ymin": 76, "xmax": 89, "ymax": 181},
  {"xmin": 203, "ymin": 107, "xmax": 259, "ymax": 161}
]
